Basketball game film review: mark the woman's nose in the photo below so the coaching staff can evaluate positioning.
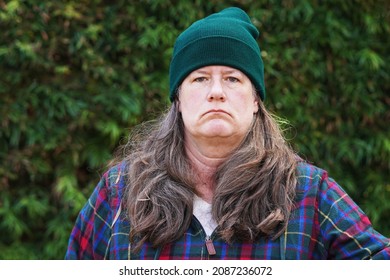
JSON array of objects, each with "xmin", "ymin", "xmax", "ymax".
[{"xmin": 207, "ymin": 79, "xmax": 226, "ymax": 101}]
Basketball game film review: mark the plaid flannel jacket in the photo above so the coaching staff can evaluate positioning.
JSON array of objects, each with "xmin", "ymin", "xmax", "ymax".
[{"xmin": 65, "ymin": 161, "xmax": 390, "ymax": 259}]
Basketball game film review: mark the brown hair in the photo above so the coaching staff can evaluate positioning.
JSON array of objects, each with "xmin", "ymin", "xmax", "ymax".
[{"xmin": 118, "ymin": 99, "xmax": 297, "ymax": 252}]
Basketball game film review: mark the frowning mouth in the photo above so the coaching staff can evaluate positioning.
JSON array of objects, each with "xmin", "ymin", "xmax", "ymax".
[{"xmin": 203, "ymin": 109, "xmax": 230, "ymax": 116}]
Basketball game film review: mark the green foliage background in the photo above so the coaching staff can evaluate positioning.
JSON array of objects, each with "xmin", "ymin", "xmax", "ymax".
[{"xmin": 1, "ymin": 0, "xmax": 389, "ymax": 259}]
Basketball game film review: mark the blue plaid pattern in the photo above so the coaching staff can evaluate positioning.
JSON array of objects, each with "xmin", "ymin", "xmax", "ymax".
[{"xmin": 65, "ymin": 161, "xmax": 390, "ymax": 259}]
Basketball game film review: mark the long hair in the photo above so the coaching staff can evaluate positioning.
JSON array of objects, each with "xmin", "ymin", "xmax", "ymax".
[{"xmin": 118, "ymin": 99, "xmax": 298, "ymax": 252}]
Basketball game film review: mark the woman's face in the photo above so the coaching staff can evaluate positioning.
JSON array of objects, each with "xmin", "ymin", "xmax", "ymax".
[{"xmin": 178, "ymin": 65, "xmax": 259, "ymax": 145}]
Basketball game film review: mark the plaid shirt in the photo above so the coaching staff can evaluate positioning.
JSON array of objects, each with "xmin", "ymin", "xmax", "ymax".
[{"xmin": 65, "ymin": 161, "xmax": 390, "ymax": 260}]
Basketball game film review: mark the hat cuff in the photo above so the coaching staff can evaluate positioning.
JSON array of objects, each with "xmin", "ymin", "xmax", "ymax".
[{"xmin": 169, "ymin": 36, "xmax": 265, "ymax": 101}]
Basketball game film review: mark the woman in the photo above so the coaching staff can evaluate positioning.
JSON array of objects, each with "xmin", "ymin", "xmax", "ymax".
[{"xmin": 65, "ymin": 7, "xmax": 390, "ymax": 259}]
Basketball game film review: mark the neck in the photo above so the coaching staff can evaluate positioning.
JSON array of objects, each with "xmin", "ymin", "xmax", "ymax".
[{"xmin": 185, "ymin": 135, "xmax": 238, "ymax": 203}]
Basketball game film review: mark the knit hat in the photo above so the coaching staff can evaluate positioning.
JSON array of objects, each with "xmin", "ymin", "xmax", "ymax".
[{"xmin": 169, "ymin": 7, "xmax": 265, "ymax": 101}]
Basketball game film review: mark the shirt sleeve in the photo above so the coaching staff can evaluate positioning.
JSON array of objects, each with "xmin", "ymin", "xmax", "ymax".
[
  {"xmin": 317, "ymin": 172, "xmax": 390, "ymax": 259},
  {"xmin": 65, "ymin": 172, "xmax": 113, "ymax": 260}
]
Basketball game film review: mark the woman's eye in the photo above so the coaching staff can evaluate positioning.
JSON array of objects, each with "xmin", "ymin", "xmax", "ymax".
[
  {"xmin": 226, "ymin": 77, "xmax": 239, "ymax": 83},
  {"xmin": 194, "ymin": 77, "xmax": 207, "ymax": 82}
]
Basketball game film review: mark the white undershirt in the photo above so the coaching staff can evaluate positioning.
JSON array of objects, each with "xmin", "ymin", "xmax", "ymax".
[{"xmin": 193, "ymin": 195, "xmax": 218, "ymax": 236}]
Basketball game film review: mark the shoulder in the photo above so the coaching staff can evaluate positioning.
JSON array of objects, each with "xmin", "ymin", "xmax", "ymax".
[
  {"xmin": 290, "ymin": 161, "xmax": 390, "ymax": 259},
  {"xmin": 86, "ymin": 161, "xmax": 128, "ymax": 216},
  {"xmin": 100, "ymin": 161, "xmax": 128, "ymax": 201},
  {"xmin": 294, "ymin": 161, "xmax": 329, "ymax": 200},
  {"xmin": 295, "ymin": 161, "xmax": 326, "ymax": 189},
  {"xmin": 294, "ymin": 161, "xmax": 366, "ymax": 227},
  {"xmin": 65, "ymin": 161, "xmax": 129, "ymax": 259},
  {"xmin": 294, "ymin": 161, "xmax": 348, "ymax": 209}
]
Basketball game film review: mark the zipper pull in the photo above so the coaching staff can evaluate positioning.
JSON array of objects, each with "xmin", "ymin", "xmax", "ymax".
[{"xmin": 205, "ymin": 236, "xmax": 216, "ymax": 255}]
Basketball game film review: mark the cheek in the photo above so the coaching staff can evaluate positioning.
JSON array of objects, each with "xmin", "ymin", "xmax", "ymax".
[
  {"xmin": 181, "ymin": 96, "xmax": 201, "ymax": 114},
  {"xmin": 235, "ymin": 98, "xmax": 258, "ymax": 125},
  {"xmin": 180, "ymin": 103, "xmax": 196, "ymax": 125},
  {"xmin": 235, "ymin": 95, "xmax": 258, "ymax": 112},
  {"xmin": 179, "ymin": 100, "xmax": 190, "ymax": 116}
]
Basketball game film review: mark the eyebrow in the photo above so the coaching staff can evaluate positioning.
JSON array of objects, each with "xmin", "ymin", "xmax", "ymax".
[{"xmin": 193, "ymin": 69, "xmax": 241, "ymax": 75}]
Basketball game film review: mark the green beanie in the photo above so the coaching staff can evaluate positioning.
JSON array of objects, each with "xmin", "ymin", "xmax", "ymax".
[{"xmin": 169, "ymin": 7, "xmax": 265, "ymax": 102}]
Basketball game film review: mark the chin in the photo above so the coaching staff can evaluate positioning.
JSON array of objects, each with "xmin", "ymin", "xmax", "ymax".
[{"xmin": 201, "ymin": 125, "xmax": 234, "ymax": 138}]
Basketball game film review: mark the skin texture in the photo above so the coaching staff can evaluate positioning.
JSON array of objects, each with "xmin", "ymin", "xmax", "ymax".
[{"xmin": 178, "ymin": 65, "xmax": 259, "ymax": 202}]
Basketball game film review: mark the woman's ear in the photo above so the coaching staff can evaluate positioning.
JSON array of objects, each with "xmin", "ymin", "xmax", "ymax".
[
  {"xmin": 253, "ymin": 99, "xmax": 259, "ymax": 114},
  {"xmin": 175, "ymin": 88, "xmax": 181, "ymax": 112},
  {"xmin": 252, "ymin": 88, "xmax": 260, "ymax": 114}
]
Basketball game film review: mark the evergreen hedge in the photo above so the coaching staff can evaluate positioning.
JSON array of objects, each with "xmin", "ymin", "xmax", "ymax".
[{"xmin": 1, "ymin": 0, "xmax": 389, "ymax": 259}]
